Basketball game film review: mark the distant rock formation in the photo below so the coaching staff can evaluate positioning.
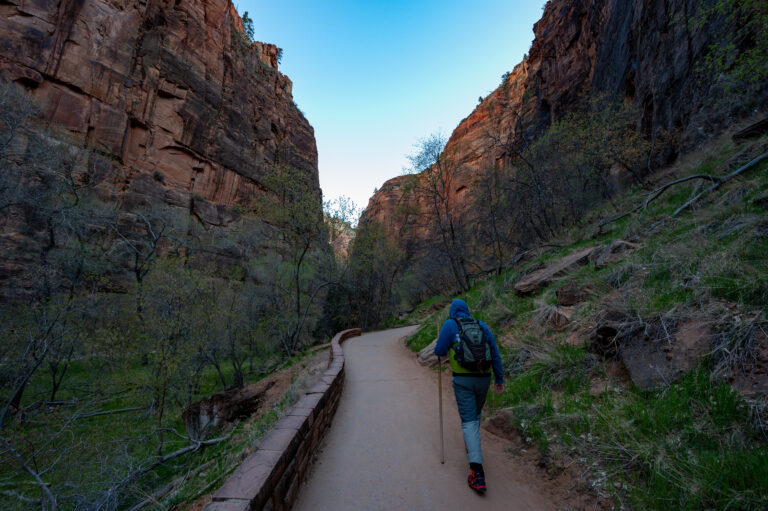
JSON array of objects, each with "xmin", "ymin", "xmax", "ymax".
[{"xmin": 363, "ymin": 0, "xmax": 753, "ymax": 292}]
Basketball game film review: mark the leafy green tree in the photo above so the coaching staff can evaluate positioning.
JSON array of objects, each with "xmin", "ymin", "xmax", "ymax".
[
  {"xmin": 256, "ymin": 163, "xmax": 331, "ymax": 355},
  {"xmin": 241, "ymin": 11, "xmax": 255, "ymax": 41},
  {"xmin": 345, "ymin": 219, "xmax": 404, "ymax": 329}
]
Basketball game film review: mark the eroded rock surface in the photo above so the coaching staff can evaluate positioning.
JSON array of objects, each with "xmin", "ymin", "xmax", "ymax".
[
  {"xmin": 556, "ymin": 283, "xmax": 593, "ymax": 307},
  {"xmin": 1, "ymin": 0, "xmax": 316, "ymax": 206},
  {"xmin": 0, "ymin": 0, "xmax": 318, "ymax": 299}
]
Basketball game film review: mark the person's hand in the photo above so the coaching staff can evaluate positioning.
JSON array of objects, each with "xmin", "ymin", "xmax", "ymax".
[{"xmin": 494, "ymin": 383, "xmax": 504, "ymax": 394}]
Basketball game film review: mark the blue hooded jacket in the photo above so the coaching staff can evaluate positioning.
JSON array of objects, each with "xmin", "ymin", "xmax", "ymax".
[{"xmin": 434, "ymin": 299, "xmax": 504, "ymax": 384}]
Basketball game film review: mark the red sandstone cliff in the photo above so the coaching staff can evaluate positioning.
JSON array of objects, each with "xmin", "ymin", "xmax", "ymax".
[
  {"xmin": 0, "ymin": 0, "xmax": 317, "ymax": 224},
  {"xmin": 363, "ymin": 0, "xmax": 748, "ymax": 283}
]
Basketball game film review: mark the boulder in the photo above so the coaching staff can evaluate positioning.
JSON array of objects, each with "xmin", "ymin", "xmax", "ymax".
[
  {"xmin": 591, "ymin": 309, "xmax": 712, "ymax": 391},
  {"xmin": 482, "ymin": 408, "xmax": 523, "ymax": 444},
  {"xmin": 591, "ymin": 240, "xmax": 640, "ymax": 269},
  {"xmin": 417, "ymin": 338, "xmax": 439, "ymax": 367},
  {"xmin": 183, "ymin": 379, "xmax": 275, "ymax": 441},
  {"xmin": 620, "ymin": 320, "xmax": 710, "ymax": 391},
  {"xmin": 535, "ymin": 305, "xmax": 575, "ymax": 330},
  {"xmin": 514, "ymin": 246, "xmax": 599, "ymax": 295},
  {"xmin": 556, "ymin": 283, "xmax": 593, "ymax": 306}
]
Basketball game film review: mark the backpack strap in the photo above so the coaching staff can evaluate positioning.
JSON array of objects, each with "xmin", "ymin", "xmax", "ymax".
[{"xmin": 452, "ymin": 317, "xmax": 480, "ymax": 337}]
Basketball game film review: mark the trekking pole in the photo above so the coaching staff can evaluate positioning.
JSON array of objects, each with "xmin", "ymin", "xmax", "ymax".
[{"xmin": 437, "ymin": 325, "xmax": 444, "ymax": 464}]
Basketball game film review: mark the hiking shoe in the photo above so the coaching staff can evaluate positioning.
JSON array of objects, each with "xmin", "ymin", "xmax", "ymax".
[{"xmin": 468, "ymin": 470, "xmax": 487, "ymax": 494}]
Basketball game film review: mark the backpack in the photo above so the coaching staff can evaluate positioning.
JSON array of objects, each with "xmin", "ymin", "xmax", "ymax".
[{"xmin": 451, "ymin": 317, "xmax": 491, "ymax": 372}]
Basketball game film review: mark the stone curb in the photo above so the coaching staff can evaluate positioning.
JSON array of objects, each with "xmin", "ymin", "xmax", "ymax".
[{"xmin": 204, "ymin": 328, "xmax": 362, "ymax": 511}]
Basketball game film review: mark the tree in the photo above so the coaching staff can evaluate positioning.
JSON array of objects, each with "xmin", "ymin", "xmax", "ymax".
[
  {"xmin": 241, "ymin": 11, "xmax": 255, "ymax": 41},
  {"xmin": 405, "ymin": 132, "xmax": 472, "ymax": 292},
  {"xmin": 323, "ymin": 195, "xmax": 360, "ymax": 260},
  {"xmin": 256, "ymin": 163, "xmax": 331, "ymax": 355},
  {"xmin": 477, "ymin": 96, "xmax": 648, "ymax": 248},
  {"xmin": 107, "ymin": 205, "xmax": 184, "ymax": 319},
  {"xmin": 345, "ymin": 219, "xmax": 404, "ymax": 329},
  {"xmin": 473, "ymin": 165, "xmax": 526, "ymax": 275}
]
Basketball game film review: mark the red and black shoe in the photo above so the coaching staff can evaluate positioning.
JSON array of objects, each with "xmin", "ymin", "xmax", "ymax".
[{"xmin": 468, "ymin": 470, "xmax": 487, "ymax": 494}]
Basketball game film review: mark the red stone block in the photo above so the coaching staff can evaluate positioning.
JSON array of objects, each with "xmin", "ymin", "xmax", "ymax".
[
  {"xmin": 202, "ymin": 499, "xmax": 250, "ymax": 511},
  {"xmin": 212, "ymin": 450, "xmax": 281, "ymax": 503},
  {"xmin": 274, "ymin": 414, "xmax": 310, "ymax": 437},
  {"xmin": 285, "ymin": 406, "xmax": 314, "ymax": 427},
  {"xmin": 294, "ymin": 393, "xmax": 322, "ymax": 410},
  {"xmin": 258, "ymin": 428, "xmax": 300, "ymax": 456},
  {"xmin": 306, "ymin": 381, "xmax": 331, "ymax": 395}
]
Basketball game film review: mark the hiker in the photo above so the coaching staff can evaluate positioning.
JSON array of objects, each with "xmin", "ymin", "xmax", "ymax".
[{"xmin": 434, "ymin": 298, "xmax": 504, "ymax": 494}]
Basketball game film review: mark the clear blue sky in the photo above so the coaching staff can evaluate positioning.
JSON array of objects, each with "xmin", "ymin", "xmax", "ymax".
[{"xmin": 238, "ymin": 0, "xmax": 548, "ymax": 213}]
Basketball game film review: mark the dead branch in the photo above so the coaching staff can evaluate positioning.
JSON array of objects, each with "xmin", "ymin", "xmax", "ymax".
[
  {"xmin": 74, "ymin": 406, "xmax": 146, "ymax": 420},
  {"xmin": 0, "ymin": 436, "xmax": 56, "ymax": 510},
  {"xmin": 127, "ymin": 460, "xmax": 215, "ymax": 511},
  {"xmin": 597, "ymin": 174, "xmax": 719, "ymax": 229},
  {"xmin": 671, "ymin": 151, "xmax": 768, "ymax": 217},
  {"xmin": 597, "ymin": 150, "xmax": 768, "ymax": 230},
  {"xmin": 94, "ymin": 436, "xmax": 226, "ymax": 510}
]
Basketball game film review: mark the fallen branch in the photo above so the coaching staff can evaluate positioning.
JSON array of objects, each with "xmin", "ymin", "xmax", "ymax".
[
  {"xmin": 0, "ymin": 436, "xmax": 56, "ymax": 510},
  {"xmin": 598, "ymin": 174, "xmax": 719, "ymax": 229},
  {"xmin": 73, "ymin": 406, "xmax": 146, "ymax": 420},
  {"xmin": 94, "ymin": 436, "xmax": 226, "ymax": 510},
  {"xmin": 671, "ymin": 151, "xmax": 768, "ymax": 217},
  {"xmin": 127, "ymin": 460, "xmax": 215, "ymax": 511},
  {"xmin": 597, "ymin": 150, "xmax": 768, "ymax": 230}
]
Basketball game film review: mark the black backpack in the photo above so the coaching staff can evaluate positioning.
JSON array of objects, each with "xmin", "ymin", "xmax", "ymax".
[{"xmin": 452, "ymin": 317, "xmax": 491, "ymax": 372}]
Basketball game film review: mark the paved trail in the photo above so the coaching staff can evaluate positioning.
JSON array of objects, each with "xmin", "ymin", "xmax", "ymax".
[{"xmin": 293, "ymin": 326, "xmax": 562, "ymax": 511}]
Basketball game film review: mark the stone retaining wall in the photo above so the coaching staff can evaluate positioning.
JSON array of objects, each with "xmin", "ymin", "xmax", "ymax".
[{"xmin": 203, "ymin": 328, "xmax": 361, "ymax": 511}]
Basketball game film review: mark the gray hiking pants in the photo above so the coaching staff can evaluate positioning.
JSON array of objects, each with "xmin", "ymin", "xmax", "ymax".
[{"xmin": 452, "ymin": 375, "xmax": 491, "ymax": 465}]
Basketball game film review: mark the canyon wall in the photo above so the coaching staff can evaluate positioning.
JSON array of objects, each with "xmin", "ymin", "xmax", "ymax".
[
  {"xmin": 363, "ymin": 0, "xmax": 750, "ymax": 293},
  {"xmin": 0, "ymin": 0, "xmax": 318, "ymax": 297}
]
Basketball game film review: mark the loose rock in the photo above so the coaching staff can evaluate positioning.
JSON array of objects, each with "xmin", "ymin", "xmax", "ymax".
[{"xmin": 515, "ymin": 246, "xmax": 600, "ymax": 295}]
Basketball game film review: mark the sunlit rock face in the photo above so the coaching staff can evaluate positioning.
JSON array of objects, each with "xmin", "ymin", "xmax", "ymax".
[
  {"xmin": 363, "ymin": 0, "xmax": 738, "ymax": 289},
  {"xmin": 0, "ymin": 0, "xmax": 318, "ymax": 299},
  {"xmin": 0, "ymin": 0, "xmax": 317, "ymax": 211}
]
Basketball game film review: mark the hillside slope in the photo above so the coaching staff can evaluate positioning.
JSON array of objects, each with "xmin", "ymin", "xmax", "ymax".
[
  {"xmin": 362, "ymin": 0, "xmax": 766, "ymax": 298},
  {"xmin": 402, "ymin": 131, "xmax": 768, "ymax": 509}
]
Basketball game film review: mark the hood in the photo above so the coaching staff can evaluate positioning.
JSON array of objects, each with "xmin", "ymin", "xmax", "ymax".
[{"xmin": 449, "ymin": 299, "xmax": 470, "ymax": 318}]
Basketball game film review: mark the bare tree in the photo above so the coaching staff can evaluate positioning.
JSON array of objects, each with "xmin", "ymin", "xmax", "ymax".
[{"xmin": 405, "ymin": 132, "xmax": 471, "ymax": 292}]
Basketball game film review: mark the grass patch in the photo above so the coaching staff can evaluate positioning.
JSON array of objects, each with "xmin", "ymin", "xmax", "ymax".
[
  {"xmin": 405, "ymin": 323, "xmax": 439, "ymax": 351},
  {"xmin": 1, "ymin": 345, "xmax": 322, "ymax": 510},
  {"xmin": 396, "ymin": 135, "xmax": 768, "ymax": 509}
]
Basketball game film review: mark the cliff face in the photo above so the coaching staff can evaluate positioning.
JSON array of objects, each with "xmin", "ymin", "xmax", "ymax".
[
  {"xmin": 0, "ymin": 0, "xmax": 319, "ymax": 299},
  {"xmin": 0, "ymin": 0, "xmax": 317, "ymax": 221},
  {"xmin": 364, "ymin": 0, "xmax": 737, "ymax": 286}
]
